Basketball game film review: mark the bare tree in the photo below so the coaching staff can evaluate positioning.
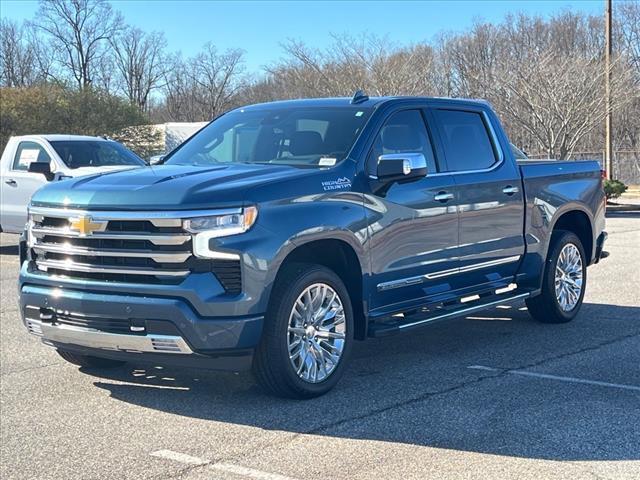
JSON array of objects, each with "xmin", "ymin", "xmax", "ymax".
[
  {"xmin": 0, "ymin": 19, "xmax": 38, "ymax": 87},
  {"xmin": 191, "ymin": 43, "xmax": 245, "ymax": 119},
  {"xmin": 110, "ymin": 26, "xmax": 167, "ymax": 111},
  {"xmin": 270, "ymin": 34, "xmax": 436, "ymax": 98},
  {"xmin": 159, "ymin": 45, "xmax": 245, "ymax": 122},
  {"xmin": 484, "ymin": 53, "xmax": 633, "ymax": 159},
  {"xmin": 32, "ymin": 0, "xmax": 123, "ymax": 90}
]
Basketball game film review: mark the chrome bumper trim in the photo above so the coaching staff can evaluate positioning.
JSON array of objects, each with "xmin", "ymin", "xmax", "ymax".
[{"xmin": 26, "ymin": 319, "xmax": 193, "ymax": 354}]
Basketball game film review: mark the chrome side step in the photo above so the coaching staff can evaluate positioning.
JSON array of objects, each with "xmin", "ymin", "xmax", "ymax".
[{"xmin": 368, "ymin": 290, "xmax": 532, "ymax": 338}]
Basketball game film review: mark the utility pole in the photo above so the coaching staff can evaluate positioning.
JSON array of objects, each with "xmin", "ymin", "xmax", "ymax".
[{"xmin": 605, "ymin": 0, "xmax": 613, "ymax": 179}]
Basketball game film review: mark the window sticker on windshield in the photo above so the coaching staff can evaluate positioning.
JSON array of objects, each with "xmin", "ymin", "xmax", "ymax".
[
  {"xmin": 319, "ymin": 157, "xmax": 337, "ymax": 166},
  {"xmin": 18, "ymin": 149, "xmax": 40, "ymax": 167},
  {"xmin": 355, "ymin": 111, "xmax": 364, "ymax": 117}
]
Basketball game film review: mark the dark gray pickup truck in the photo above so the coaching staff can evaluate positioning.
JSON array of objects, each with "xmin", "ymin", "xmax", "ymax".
[{"xmin": 19, "ymin": 93, "xmax": 607, "ymax": 398}]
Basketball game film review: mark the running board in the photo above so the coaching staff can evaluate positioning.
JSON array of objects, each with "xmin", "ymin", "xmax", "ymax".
[{"xmin": 368, "ymin": 290, "xmax": 532, "ymax": 338}]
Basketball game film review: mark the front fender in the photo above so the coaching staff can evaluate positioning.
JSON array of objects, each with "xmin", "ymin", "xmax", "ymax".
[{"xmin": 212, "ymin": 191, "xmax": 368, "ymax": 314}]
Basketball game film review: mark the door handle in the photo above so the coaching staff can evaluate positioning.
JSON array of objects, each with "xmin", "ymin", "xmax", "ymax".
[
  {"xmin": 502, "ymin": 185, "xmax": 519, "ymax": 195},
  {"xmin": 434, "ymin": 191, "xmax": 454, "ymax": 202},
  {"xmin": 5, "ymin": 179, "xmax": 17, "ymax": 186}
]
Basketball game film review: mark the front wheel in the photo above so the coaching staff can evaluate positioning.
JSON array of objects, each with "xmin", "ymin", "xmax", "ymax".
[
  {"xmin": 253, "ymin": 263, "xmax": 354, "ymax": 399},
  {"xmin": 526, "ymin": 230, "xmax": 587, "ymax": 323}
]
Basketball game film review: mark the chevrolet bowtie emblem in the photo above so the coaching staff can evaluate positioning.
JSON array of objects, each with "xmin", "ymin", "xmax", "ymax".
[{"xmin": 69, "ymin": 216, "xmax": 106, "ymax": 236}]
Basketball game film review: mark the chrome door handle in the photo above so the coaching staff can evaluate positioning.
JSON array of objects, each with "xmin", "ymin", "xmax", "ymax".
[
  {"xmin": 434, "ymin": 192, "xmax": 454, "ymax": 202},
  {"xmin": 5, "ymin": 179, "xmax": 17, "ymax": 186},
  {"xmin": 502, "ymin": 186, "xmax": 519, "ymax": 195}
]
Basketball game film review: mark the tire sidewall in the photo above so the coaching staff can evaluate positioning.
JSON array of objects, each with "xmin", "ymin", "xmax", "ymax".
[
  {"xmin": 544, "ymin": 231, "xmax": 587, "ymax": 321},
  {"xmin": 268, "ymin": 264, "xmax": 354, "ymax": 397}
]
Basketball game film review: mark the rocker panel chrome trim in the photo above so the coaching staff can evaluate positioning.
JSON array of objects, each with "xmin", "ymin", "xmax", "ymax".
[{"xmin": 377, "ymin": 255, "xmax": 521, "ymax": 291}]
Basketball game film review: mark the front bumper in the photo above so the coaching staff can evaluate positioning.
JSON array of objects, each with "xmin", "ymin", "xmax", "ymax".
[{"xmin": 19, "ymin": 281, "xmax": 263, "ymax": 371}]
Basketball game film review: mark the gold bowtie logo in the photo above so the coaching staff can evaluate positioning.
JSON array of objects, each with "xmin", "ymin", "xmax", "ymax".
[{"xmin": 69, "ymin": 216, "xmax": 106, "ymax": 236}]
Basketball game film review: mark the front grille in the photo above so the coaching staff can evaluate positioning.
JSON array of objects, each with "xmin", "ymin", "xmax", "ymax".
[
  {"xmin": 55, "ymin": 311, "xmax": 133, "ymax": 334},
  {"xmin": 29, "ymin": 207, "xmax": 242, "ymax": 293}
]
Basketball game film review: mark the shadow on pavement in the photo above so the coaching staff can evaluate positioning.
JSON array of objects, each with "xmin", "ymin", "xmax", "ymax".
[
  {"xmin": 0, "ymin": 244, "xmax": 19, "ymax": 256},
  {"xmin": 87, "ymin": 302, "xmax": 640, "ymax": 461}
]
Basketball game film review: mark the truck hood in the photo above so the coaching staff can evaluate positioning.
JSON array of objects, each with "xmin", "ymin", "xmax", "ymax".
[{"xmin": 31, "ymin": 163, "xmax": 313, "ymax": 210}]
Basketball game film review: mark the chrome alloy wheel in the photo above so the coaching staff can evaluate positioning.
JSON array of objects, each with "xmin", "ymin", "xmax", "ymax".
[
  {"xmin": 287, "ymin": 283, "xmax": 346, "ymax": 383},
  {"xmin": 554, "ymin": 243, "xmax": 584, "ymax": 312}
]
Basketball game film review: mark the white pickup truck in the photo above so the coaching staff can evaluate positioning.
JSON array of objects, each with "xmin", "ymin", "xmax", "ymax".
[{"xmin": 0, "ymin": 135, "xmax": 145, "ymax": 233}]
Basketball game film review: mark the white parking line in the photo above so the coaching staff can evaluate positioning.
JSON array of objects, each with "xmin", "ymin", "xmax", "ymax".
[
  {"xmin": 150, "ymin": 449, "xmax": 208, "ymax": 465},
  {"xmin": 211, "ymin": 463, "xmax": 299, "ymax": 480},
  {"xmin": 150, "ymin": 449, "xmax": 300, "ymax": 480},
  {"xmin": 468, "ymin": 365, "xmax": 640, "ymax": 392}
]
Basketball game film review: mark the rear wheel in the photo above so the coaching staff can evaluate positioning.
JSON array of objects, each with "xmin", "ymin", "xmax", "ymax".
[
  {"xmin": 526, "ymin": 230, "xmax": 587, "ymax": 323},
  {"xmin": 56, "ymin": 349, "xmax": 125, "ymax": 368},
  {"xmin": 253, "ymin": 263, "xmax": 353, "ymax": 399}
]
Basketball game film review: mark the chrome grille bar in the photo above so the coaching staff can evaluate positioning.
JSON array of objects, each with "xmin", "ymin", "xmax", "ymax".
[
  {"xmin": 35, "ymin": 259, "xmax": 190, "ymax": 277},
  {"xmin": 32, "ymin": 243, "xmax": 191, "ymax": 263},
  {"xmin": 29, "ymin": 206, "xmax": 241, "ymax": 227},
  {"xmin": 31, "ymin": 227, "xmax": 190, "ymax": 245}
]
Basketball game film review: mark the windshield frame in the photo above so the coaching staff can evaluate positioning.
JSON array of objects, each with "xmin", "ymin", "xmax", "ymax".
[{"xmin": 163, "ymin": 105, "xmax": 375, "ymax": 169}]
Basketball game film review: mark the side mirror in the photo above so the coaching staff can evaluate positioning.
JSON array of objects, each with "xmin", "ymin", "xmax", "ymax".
[
  {"xmin": 28, "ymin": 161, "xmax": 54, "ymax": 181},
  {"xmin": 377, "ymin": 153, "xmax": 427, "ymax": 183}
]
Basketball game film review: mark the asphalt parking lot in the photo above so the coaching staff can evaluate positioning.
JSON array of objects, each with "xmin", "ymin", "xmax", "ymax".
[{"xmin": 1, "ymin": 212, "xmax": 639, "ymax": 480}]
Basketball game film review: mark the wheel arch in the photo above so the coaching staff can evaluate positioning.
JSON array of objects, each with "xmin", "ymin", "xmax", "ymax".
[
  {"xmin": 550, "ymin": 207, "xmax": 594, "ymax": 264},
  {"xmin": 272, "ymin": 237, "xmax": 368, "ymax": 341}
]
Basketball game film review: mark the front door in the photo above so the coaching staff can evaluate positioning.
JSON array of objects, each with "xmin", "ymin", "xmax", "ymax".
[
  {"xmin": 0, "ymin": 141, "xmax": 52, "ymax": 232},
  {"xmin": 364, "ymin": 108, "xmax": 459, "ymax": 314}
]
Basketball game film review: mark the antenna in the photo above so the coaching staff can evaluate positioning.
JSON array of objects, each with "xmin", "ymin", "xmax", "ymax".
[{"xmin": 350, "ymin": 90, "xmax": 369, "ymax": 104}]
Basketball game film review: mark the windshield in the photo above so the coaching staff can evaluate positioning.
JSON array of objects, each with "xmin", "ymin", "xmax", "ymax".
[
  {"xmin": 50, "ymin": 140, "xmax": 145, "ymax": 169},
  {"xmin": 165, "ymin": 106, "xmax": 374, "ymax": 168}
]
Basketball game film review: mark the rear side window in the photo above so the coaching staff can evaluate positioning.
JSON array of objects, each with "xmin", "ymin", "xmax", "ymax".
[
  {"xmin": 12, "ymin": 141, "xmax": 51, "ymax": 171},
  {"xmin": 434, "ymin": 109, "xmax": 497, "ymax": 172},
  {"xmin": 368, "ymin": 109, "xmax": 437, "ymax": 175}
]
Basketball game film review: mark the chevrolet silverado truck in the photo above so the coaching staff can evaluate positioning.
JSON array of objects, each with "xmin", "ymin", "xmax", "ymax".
[
  {"xmin": 18, "ymin": 94, "xmax": 607, "ymax": 399},
  {"xmin": 1, "ymin": 135, "xmax": 145, "ymax": 233}
]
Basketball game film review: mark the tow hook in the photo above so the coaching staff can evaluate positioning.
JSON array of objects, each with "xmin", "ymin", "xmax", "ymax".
[{"xmin": 39, "ymin": 307, "xmax": 55, "ymax": 323}]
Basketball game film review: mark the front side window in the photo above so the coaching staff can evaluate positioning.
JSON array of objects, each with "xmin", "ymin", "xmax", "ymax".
[
  {"xmin": 368, "ymin": 109, "xmax": 437, "ymax": 175},
  {"xmin": 49, "ymin": 141, "xmax": 144, "ymax": 169},
  {"xmin": 12, "ymin": 141, "xmax": 51, "ymax": 171},
  {"xmin": 165, "ymin": 107, "xmax": 373, "ymax": 168},
  {"xmin": 434, "ymin": 109, "xmax": 498, "ymax": 172}
]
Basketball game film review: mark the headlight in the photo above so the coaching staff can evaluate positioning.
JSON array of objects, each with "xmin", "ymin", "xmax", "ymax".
[{"xmin": 184, "ymin": 206, "xmax": 258, "ymax": 259}]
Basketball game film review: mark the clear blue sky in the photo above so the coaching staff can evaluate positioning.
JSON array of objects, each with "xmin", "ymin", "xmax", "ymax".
[{"xmin": 1, "ymin": 0, "xmax": 604, "ymax": 72}]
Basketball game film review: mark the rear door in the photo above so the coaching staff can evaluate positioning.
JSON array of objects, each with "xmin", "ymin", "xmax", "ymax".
[
  {"xmin": 430, "ymin": 105, "xmax": 525, "ymax": 290},
  {"xmin": 0, "ymin": 140, "xmax": 53, "ymax": 232}
]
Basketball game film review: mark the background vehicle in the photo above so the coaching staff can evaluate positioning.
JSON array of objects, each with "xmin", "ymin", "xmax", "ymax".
[
  {"xmin": 19, "ymin": 95, "xmax": 606, "ymax": 399},
  {"xmin": 0, "ymin": 135, "xmax": 145, "ymax": 233}
]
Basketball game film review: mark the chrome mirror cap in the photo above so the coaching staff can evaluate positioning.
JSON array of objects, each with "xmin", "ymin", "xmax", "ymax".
[{"xmin": 376, "ymin": 153, "xmax": 428, "ymax": 182}]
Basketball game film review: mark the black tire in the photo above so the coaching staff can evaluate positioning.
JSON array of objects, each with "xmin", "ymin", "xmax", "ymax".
[
  {"xmin": 526, "ymin": 230, "xmax": 587, "ymax": 324},
  {"xmin": 252, "ymin": 263, "xmax": 354, "ymax": 399},
  {"xmin": 56, "ymin": 349, "xmax": 126, "ymax": 368}
]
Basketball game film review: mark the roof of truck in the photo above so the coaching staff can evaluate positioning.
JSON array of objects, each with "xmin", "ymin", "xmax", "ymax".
[
  {"xmin": 238, "ymin": 96, "xmax": 489, "ymax": 111},
  {"xmin": 12, "ymin": 134, "xmax": 110, "ymax": 142}
]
